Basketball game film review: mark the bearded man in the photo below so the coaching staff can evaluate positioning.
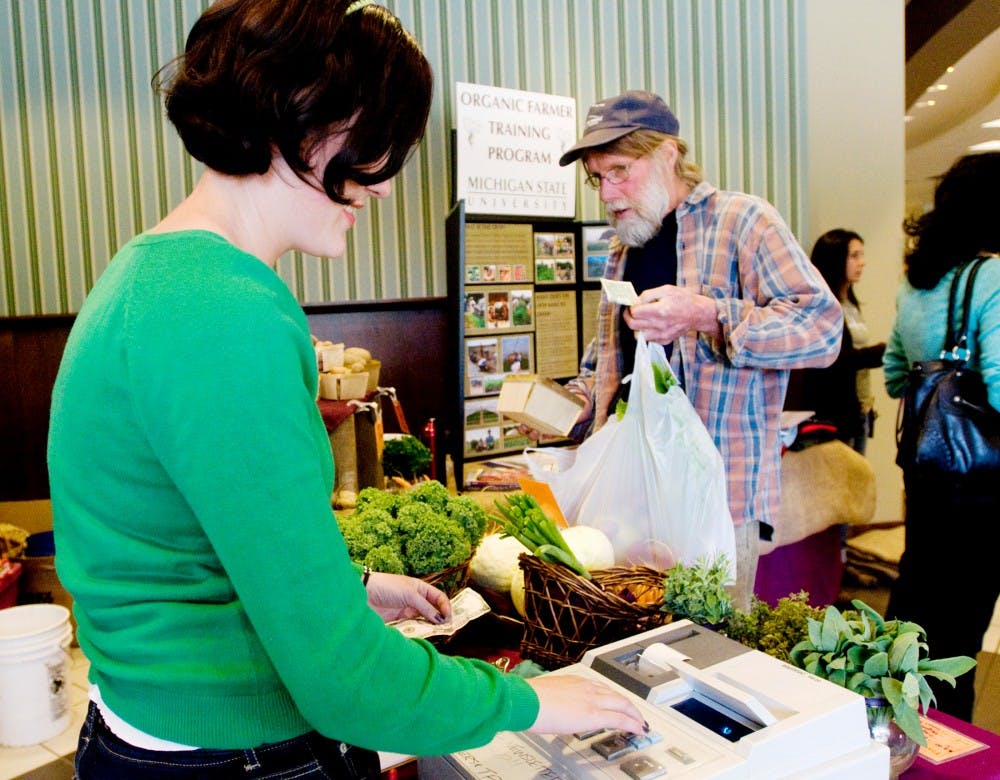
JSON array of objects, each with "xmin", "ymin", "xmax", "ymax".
[{"xmin": 557, "ymin": 91, "xmax": 842, "ymax": 610}]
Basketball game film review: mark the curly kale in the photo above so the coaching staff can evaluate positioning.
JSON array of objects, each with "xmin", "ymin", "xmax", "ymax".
[
  {"xmin": 446, "ymin": 494, "xmax": 489, "ymax": 548},
  {"xmin": 355, "ymin": 486, "xmax": 401, "ymax": 515},
  {"xmin": 381, "ymin": 435, "xmax": 432, "ymax": 481},
  {"xmin": 337, "ymin": 508, "xmax": 401, "ymax": 561},
  {"xmin": 405, "ymin": 480, "xmax": 451, "ymax": 513},
  {"xmin": 364, "ymin": 545, "xmax": 406, "ymax": 576},
  {"xmin": 337, "ymin": 481, "xmax": 482, "ymax": 577},
  {"xmin": 403, "ymin": 514, "xmax": 472, "ymax": 576}
]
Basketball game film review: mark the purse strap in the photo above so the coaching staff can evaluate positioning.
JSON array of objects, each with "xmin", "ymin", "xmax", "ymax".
[{"xmin": 943, "ymin": 256, "xmax": 989, "ymax": 361}]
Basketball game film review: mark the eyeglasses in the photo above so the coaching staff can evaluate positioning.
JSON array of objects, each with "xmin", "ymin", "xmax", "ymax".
[{"xmin": 584, "ymin": 162, "xmax": 634, "ymax": 190}]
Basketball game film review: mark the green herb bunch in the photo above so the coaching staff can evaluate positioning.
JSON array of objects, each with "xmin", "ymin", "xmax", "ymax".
[
  {"xmin": 724, "ymin": 592, "xmax": 823, "ymax": 663},
  {"xmin": 381, "ymin": 434, "xmax": 432, "ymax": 481},
  {"xmin": 660, "ymin": 554, "xmax": 734, "ymax": 627},
  {"xmin": 789, "ymin": 599, "xmax": 977, "ymax": 746}
]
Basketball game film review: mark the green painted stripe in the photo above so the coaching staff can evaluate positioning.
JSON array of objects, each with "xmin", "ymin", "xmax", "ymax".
[
  {"xmin": 690, "ymin": 4, "xmax": 703, "ymax": 169},
  {"xmin": 787, "ymin": 0, "xmax": 800, "ymax": 235},
  {"xmin": 147, "ymin": 0, "xmax": 169, "ymax": 217},
  {"xmin": 413, "ymin": 1, "xmax": 436, "ymax": 295},
  {"xmin": 740, "ymin": 0, "xmax": 751, "ymax": 190},
  {"xmin": 119, "ymin": 3, "xmax": 144, "ymax": 233},
  {"xmin": 65, "ymin": 0, "xmax": 94, "ymax": 298},
  {"xmin": 92, "ymin": 0, "xmax": 118, "ymax": 261},
  {"xmin": 763, "ymin": 0, "xmax": 775, "ymax": 204},
  {"xmin": 39, "ymin": 2, "xmax": 70, "ymax": 312},
  {"xmin": 0, "ymin": 81, "xmax": 14, "ymax": 314},
  {"xmin": 715, "ymin": 0, "xmax": 727, "ymax": 186},
  {"xmin": 11, "ymin": 0, "xmax": 43, "ymax": 314},
  {"xmin": 541, "ymin": 1, "xmax": 553, "ymax": 93}
]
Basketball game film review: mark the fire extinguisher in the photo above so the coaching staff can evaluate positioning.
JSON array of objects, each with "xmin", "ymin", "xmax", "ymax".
[{"xmin": 422, "ymin": 418, "xmax": 437, "ymax": 481}]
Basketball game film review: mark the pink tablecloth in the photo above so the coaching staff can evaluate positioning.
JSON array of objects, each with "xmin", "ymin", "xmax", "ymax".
[{"xmin": 905, "ymin": 709, "xmax": 1000, "ymax": 778}]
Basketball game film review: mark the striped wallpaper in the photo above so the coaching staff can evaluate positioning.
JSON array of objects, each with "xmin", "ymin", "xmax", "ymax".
[{"xmin": 0, "ymin": 0, "xmax": 805, "ymax": 317}]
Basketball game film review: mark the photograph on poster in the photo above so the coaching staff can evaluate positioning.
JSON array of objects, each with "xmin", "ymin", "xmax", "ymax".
[
  {"xmin": 509, "ymin": 290, "xmax": 533, "ymax": 327},
  {"xmin": 465, "ymin": 425, "xmax": 501, "ymax": 455},
  {"xmin": 501, "ymin": 334, "xmax": 531, "ymax": 374},
  {"xmin": 583, "ymin": 224, "xmax": 614, "ymax": 280},
  {"xmin": 482, "ymin": 265, "xmax": 497, "ymax": 282},
  {"xmin": 502, "ymin": 423, "xmax": 532, "ymax": 450},
  {"xmin": 535, "ymin": 231, "xmax": 576, "ymax": 284},
  {"xmin": 486, "ymin": 292, "xmax": 510, "ymax": 329},
  {"xmin": 465, "ymin": 397, "xmax": 500, "ymax": 427},
  {"xmin": 467, "ymin": 337, "xmax": 498, "ymax": 374},
  {"xmin": 466, "ymin": 265, "xmax": 481, "ymax": 283},
  {"xmin": 498, "ymin": 265, "xmax": 512, "ymax": 282},
  {"xmin": 464, "ymin": 292, "xmax": 487, "ymax": 331},
  {"xmin": 512, "ymin": 264, "xmax": 527, "ymax": 281},
  {"xmin": 536, "ymin": 258, "xmax": 555, "ymax": 282}
]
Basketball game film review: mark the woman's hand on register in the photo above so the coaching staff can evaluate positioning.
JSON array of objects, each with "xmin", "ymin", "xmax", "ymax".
[{"xmin": 526, "ymin": 674, "xmax": 647, "ymax": 737}]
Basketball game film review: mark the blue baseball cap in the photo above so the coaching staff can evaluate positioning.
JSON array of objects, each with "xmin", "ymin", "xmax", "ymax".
[{"xmin": 559, "ymin": 90, "xmax": 680, "ymax": 166}]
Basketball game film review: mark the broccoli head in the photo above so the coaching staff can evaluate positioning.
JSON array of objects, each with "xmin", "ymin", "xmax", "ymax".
[
  {"xmin": 403, "ymin": 514, "xmax": 472, "ymax": 576},
  {"xmin": 404, "ymin": 480, "xmax": 451, "ymax": 513},
  {"xmin": 446, "ymin": 495, "xmax": 489, "ymax": 548},
  {"xmin": 364, "ymin": 545, "xmax": 406, "ymax": 575}
]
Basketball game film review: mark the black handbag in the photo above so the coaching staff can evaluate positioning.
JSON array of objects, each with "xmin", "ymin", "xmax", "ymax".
[{"xmin": 895, "ymin": 256, "xmax": 1000, "ymax": 480}]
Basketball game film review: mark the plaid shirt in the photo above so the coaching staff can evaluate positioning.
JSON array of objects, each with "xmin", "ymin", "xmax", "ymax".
[{"xmin": 567, "ymin": 182, "xmax": 842, "ymax": 527}]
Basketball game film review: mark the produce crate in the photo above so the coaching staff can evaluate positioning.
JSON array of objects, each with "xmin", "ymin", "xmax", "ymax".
[{"xmin": 518, "ymin": 553, "xmax": 669, "ymax": 669}]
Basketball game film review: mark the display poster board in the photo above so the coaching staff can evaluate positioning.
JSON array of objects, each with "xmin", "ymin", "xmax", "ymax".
[
  {"xmin": 465, "ymin": 222, "xmax": 533, "ymax": 284},
  {"xmin": 454, "ymin": 82, "xmax": 577, "ymax": 217},
  {"xmin": 534, "ymin": 290, "xmax": 579, "ymax": 378}
]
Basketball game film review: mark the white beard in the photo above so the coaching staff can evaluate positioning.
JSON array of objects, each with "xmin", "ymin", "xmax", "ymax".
[{"xmin": 605, "ymin": 164, "xmax": 674, "ymax": 247}]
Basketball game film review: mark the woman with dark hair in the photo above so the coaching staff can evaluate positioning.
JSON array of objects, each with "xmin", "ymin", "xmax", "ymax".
[
  {"xmin": 795, "ymin": 229, "xmax": 885, "ymax": 452},
  {"xmin": 47, "ymin": 2, "xmax": 644, "ymax": 777},
  {"xmin": 883, "ymin": 151, "xmax": 1000, "ymax": 721}
]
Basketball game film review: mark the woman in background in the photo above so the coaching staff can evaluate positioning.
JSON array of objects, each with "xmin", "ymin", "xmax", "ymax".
[
  {"xmin": 47, "ymin": 2, "xmax": 644, "ymax": 777},
  {"xmin": 883, "ymin": 151, "xmax": 1000, "ymax": 721},
  {"xmin": 796, "ymin": 229, "xmax": 885, "ymax": 452}
]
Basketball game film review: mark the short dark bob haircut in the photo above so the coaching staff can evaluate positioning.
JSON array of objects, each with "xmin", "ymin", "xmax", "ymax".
[{"xmin": 157, "ymin": 0, "xmax": 433, "ymax": 205}]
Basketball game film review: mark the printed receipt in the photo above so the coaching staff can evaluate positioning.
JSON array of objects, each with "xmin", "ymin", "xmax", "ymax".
[
  {"xmin": 388, "ymin": 588, "xmax": 491, "ymax": 639},
  {"xmin": 600, "ymin": 278, "xmax": 639, "ymax": 306}
]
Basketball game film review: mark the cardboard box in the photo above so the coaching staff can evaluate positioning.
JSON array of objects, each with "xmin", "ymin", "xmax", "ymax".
[
  {"xmin": 497, "ymin": 374, "xmax": 585, "ymax": 437},
  {"xmin": 319, "ymin": 371, "xmax": 369, "ymax": 400}
]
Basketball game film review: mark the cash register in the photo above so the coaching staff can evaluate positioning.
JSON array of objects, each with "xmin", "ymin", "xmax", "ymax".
[{"xmin": 420, "ymin": 621, "xmax": 888, "ymax": 779}]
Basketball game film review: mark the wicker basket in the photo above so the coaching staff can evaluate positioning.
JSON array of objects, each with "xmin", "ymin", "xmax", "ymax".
[
  {"xmin": 421, "ymin": 554, "xmax": 473, "ymax": 598},
  {"xmin": 519, "ymin": 553, "xmax": 670, "ymax": 669}
]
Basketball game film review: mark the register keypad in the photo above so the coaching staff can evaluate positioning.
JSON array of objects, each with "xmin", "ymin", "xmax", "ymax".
[{"xmin": 586, "ymin": 729, "xmax": 667, "ymax": 777}]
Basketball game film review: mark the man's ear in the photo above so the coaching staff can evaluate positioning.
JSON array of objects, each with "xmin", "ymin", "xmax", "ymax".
[{"xmin": 658, "ymin": 138, "xmax": 679, "ymax": 169}]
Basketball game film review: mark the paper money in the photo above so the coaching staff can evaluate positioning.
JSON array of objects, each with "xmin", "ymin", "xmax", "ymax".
[
  {"xmin": 600, "ymin": 278, "xmax": 639, "ymax": 306},
  {"xmin": 389, "ymin": 587, "xmax": 492, "ymax": 640}
]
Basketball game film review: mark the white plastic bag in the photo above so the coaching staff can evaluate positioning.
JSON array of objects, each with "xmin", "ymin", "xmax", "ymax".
[{"xmin": 525, "ymin": 334, "xmax": 735, "ymax": 575}]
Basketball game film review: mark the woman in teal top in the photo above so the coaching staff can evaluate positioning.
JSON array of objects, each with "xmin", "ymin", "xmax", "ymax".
[
  {"xmin": 883, "ymin": 151, "xmax": 1000, "ymax": 722},
  {"xmin": 47, "ymin": 2, "xmax": 645, "ymax": 777}
]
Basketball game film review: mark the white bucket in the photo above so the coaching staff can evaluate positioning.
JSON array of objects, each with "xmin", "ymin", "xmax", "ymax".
[{"xmin": 0, "ymin": 603, "xmax": 74, "ymax": 746}]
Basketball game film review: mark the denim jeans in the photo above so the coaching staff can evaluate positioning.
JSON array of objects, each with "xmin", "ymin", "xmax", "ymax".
[{"xmin": 75, "ymin": 702, "xmax": 382, "ymax": 778}]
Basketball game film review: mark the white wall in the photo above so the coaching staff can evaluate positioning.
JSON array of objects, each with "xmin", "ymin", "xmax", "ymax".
[{"xmin": 805, "ymin": 0, "xmax": 907, "ymax": 523}]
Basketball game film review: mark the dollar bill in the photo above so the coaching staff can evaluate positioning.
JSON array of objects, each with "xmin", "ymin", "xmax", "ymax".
[{"xmin": 389, "ymin": 587, "xmax": 492, "ymax": 639}]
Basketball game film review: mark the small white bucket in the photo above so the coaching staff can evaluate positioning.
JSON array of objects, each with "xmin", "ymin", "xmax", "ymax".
[{"xmin": 0, "ymin": 603, "xmax": 74, "ymax": 746}]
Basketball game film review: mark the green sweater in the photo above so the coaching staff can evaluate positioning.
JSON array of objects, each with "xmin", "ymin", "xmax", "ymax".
[{"xmin": 48, "ymin": 231, "xmax": 537, "ymax": 752}]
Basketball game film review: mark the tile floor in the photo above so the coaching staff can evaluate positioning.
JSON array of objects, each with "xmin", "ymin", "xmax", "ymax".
[{"xmin": 4, "ymin": 595, "xmax": 1000, "ymax": 779}]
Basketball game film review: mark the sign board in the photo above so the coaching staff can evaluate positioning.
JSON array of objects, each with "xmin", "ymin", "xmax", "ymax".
[{"xmin": 455, "ymin": 82, "xmax": 577, "ymax": 217}]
